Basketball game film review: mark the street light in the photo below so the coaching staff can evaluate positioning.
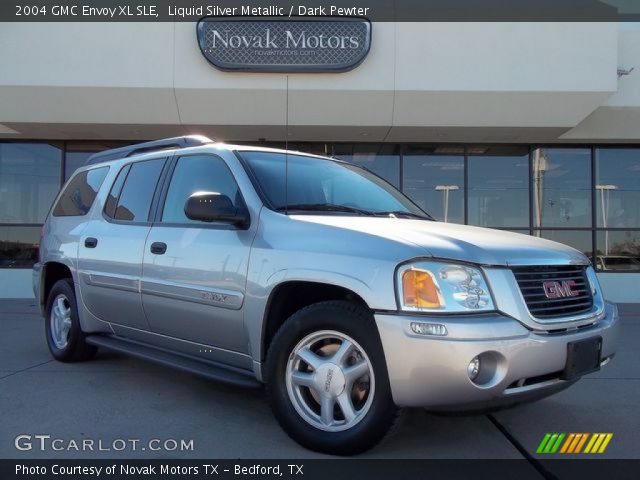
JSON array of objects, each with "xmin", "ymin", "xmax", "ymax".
[
  {"xmin": 595, "ymin": 184, "xmax": 618, "ymax": 255},
  {"xmin": 435, "ymin": 185, "xmax": 459, "ymax": 223}
]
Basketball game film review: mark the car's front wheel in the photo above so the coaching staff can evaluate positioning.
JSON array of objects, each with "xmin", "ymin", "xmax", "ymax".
[{"xmin": 266, "ymin": 301, "xmax": 398, "ymax": 455}]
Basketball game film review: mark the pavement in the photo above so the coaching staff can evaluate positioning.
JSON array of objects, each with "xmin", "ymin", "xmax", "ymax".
[{"xmin": 1, "ymin": 299, "xmax": 638, "ymax": 469}]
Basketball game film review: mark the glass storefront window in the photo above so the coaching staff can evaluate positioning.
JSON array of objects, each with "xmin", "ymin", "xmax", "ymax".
[
  {"xmin": 64, "ymin": 152, "xmax": 92, "ymax": 181},
  {"xmin": 595, "ymin": 230, "xmax": 640, "ymax": 271},
  {"xmin": 595, "ymin": 148, "xmax": 640, "ymax": 228},
  {"xmin": 533, "ymin": 230, "xmax": 593, "ymax": 259},
  {"xmin": 402, "ymin": 149, "xmax": 464, "ymax": 223},
  {"xmin": 334, "ymin": 144, "xmax": 400, "ymax": 189},
  {"xmin": 0, "ymin": 226, "xmax": 40, "ymax": 268},
  {"xmin": 0, "ymin": 140, "xmax": 638, "ymax": 274},
  {"xmin": 0, "ymin": 143, "xmax": 61, "ymax": 223},
  {"xmin": 533, "ymin": 148, "xmax": 592, "ymax": 228},
  {"xmin": 468, "ymin": 148, "xmax": 529, "ymax": 228}
]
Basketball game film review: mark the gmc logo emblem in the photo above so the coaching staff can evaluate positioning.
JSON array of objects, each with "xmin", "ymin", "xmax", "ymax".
[{"xmin": 542, "ymin": 280, "xmax": 580, "ymax": 299}]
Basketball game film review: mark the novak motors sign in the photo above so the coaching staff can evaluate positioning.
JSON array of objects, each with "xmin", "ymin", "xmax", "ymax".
[{"xmin": 196, "ymin": 18, "xmax": 371, "ymax": 72}]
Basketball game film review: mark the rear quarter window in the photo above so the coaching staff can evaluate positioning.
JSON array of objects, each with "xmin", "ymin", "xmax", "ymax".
[{"xmin": 52, "ymin": 167, "xmax": 109, "ymax": 217}]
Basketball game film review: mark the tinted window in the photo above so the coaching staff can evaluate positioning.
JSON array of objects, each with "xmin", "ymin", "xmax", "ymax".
[
  {"xmin": 403, "ymin": 153, "xmax": 464, "ymax": 224},
  {"xmin": 104, "ymin": 164, "xmax": 130, "ymax": 219},
  {"xmin": 596, "ymin": 231, "xmax": 640, "ymax": 271},
  {"xmin": 162, "ymin": 155, "xmax": 242, "ymax": 224},
  {"xmin": 0, "ymin": 226, "xmax": 40, "ymax": 268},
  {"xmin": 52, "ymin": 167, "xmax": 109, "ymax": 217},
  {"xmin": 533, "ymin": 148, "xmax": 592, "ymax": 228},
  {"xmin": 0, "ymin": 143, "xmax": 61, "ymax": 223},
  {"xmin": 242, "ymin": 151, "xmax": 427, "ymax": 217},
  {"xmin": 535, "ymin": 230, "xmax": 593, "ymax": 259},
  {"xmin": 468, "ymin": 152, "xmax": 530, "ymax": 228},
  {"xmin": 64, "ymin": 152, "xmax": 92, "ymax": 181},
  {"xmin": 114, "ymin": 159, "xmax": 164, "ymax": 222},
  {"xmin": 333, "ymin": 144, "xmax": 401, "ymax": 188},
  {"xmin": 596, "ymin": 148, "xmax": 640, "ymax": 228}
]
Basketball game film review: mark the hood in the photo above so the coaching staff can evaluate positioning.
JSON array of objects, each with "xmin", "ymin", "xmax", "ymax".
[{"xmin": 292, "ymin": 215, "xmax": 589, "ymax": 267}]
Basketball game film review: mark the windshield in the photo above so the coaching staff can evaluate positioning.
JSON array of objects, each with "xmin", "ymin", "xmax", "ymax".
[{"xmin": 240, "ymin": 151, "xmax": 431, "ymax": 218}]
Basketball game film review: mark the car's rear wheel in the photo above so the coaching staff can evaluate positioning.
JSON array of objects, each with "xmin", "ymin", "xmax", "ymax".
[
  {"xmin": 266, "ymin": 301, "xmax": 398, "ymax": 455},
  {"xmin": 45, "ymin": 278, "xmax": 97, "ymax": 362}
]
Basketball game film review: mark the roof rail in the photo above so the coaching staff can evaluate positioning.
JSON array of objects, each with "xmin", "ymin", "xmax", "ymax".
[{"xmin": 85, "ymin": 135, "xmax": 214, "ymax": 165}]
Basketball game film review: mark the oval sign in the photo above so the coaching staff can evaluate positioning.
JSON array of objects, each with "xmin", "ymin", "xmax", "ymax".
[{"xmin": 196, "ymin": 17, "xmax": 372, "ymax": 73}]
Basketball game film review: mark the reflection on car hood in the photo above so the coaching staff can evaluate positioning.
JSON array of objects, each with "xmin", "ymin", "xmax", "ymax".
[{"xmin": 292, "ymin": 215, "xmax": 589, "ymax": 266}]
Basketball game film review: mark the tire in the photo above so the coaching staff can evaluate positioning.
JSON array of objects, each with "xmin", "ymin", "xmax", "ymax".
[
  {"xmin": 45, "ymin": 278, "xmax": 97, "ymax": 362},
  {"xmin": 266, "ymin": 300, "xmax": 398, "ymax": 455}
]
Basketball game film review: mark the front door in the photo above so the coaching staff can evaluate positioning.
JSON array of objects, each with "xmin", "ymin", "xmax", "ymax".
[{"xmin": 141, "ymin": 154, "xmax": 254, "ymax": 360}]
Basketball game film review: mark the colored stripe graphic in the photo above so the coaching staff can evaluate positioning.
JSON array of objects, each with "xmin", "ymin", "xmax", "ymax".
[
  {"xmin": 560, "ymin": 433, "xmax": 575, "ymax": 453},
  {"xmin": 539, "ymin": 433, "xmax": 613, "ymax": 454},
  {"xmin": 537, "ymin": 433, "xmax": 552, "ymax": 453},
  {"xmin": 584, "ymin": 433, "xmax": 613, "ymax": 454},
  {"xmin": 537, "ymin": 433, "xmax": 565, "ymax": 453},
  {"xmin": 574, "ymin": 433, "xmax": 589, "ymax": 453}
]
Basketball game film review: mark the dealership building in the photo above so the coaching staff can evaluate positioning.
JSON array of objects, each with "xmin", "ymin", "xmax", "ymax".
[{"xmin": 0, "ymin": 21, "xmax": 639, "ymax": 302}]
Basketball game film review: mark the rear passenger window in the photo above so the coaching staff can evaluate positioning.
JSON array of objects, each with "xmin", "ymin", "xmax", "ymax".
[
  {"xmin": 113, "ymin": 159, "xmax": 164, "ymax": 222},
  {"xmin": 53, "ymin": 167, "xmax": 109, "ymax": 217},
  {"xmin": 104, "ymin": 164, "xmax": 130, "ymax": 219}
]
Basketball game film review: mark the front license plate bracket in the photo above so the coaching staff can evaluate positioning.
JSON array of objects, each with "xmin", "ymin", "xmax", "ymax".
[{"xmin": 561, "ymin": 336, "xmax": 602, "ymax": 381}]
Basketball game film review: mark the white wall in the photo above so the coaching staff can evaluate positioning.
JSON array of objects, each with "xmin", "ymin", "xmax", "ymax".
[
  {"xmin": 0, "ymin": 22, "xmax": 623, "ymax": 142},
  {"xmin": 0, "ymin": 270, "xmax": 34, "ymax": 298},
  {"xmin": 597, "ymin": 273, "xmax": 640, "ymax": 303}
]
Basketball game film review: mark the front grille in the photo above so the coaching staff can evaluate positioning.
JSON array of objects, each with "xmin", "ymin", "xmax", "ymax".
[{"xmin": 511, "ymin": 265, "xmax": 593, "ymax": 319}]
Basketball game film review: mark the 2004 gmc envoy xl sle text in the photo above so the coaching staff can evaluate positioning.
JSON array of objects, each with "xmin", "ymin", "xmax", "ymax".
[{"xmin": 34, "ymin": 136, "xmax": 618, "ymax": 455}]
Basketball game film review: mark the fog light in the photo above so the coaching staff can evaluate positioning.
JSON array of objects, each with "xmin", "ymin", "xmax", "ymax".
[
  {"xmin": 467, "ymin": 356, "xmax": 480, "ymax": 381},
  {"xmin": 410, "ymin": 322, "xmax": 448, "ymax": 336}
]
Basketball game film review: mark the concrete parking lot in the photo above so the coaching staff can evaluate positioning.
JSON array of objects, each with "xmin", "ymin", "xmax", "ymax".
[{"xmin": 1, "ymin": 299, "xmax": 638, "ymax": 468}]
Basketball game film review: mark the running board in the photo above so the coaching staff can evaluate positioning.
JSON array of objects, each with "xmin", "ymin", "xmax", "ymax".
[{"xmin": 85, "ymin": 335, "xmax": 261, "ymax": 388}]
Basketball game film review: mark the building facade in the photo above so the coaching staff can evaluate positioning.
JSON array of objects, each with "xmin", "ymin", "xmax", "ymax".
[{"xmin": 0, "ymin": 22, "xmax": 639, "ymax": 301}]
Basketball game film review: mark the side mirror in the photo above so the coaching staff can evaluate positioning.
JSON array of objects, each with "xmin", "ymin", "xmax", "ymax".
[{"xmin": 184, "ymin": 191, "xmax": 249, "ymax": 227}]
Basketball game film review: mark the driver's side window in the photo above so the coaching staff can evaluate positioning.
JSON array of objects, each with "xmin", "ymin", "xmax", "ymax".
[{"xmin": 162, "ymin": 155, "xmax": 242, "ymax": 224}]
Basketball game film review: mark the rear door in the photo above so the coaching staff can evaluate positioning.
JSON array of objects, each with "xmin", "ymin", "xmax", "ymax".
[
  {"xmin": 77, "ymin": 158, "xmax": 166, "ymax": 330},
  {"xmin": 141, "ymin": 153, "xmax": 254, "ymax": 361}
]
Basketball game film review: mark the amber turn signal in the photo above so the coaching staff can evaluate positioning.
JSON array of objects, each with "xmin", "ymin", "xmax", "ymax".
[{"xmin": 402, "ymin": 268, "xmax": 443, "ymax": 308}]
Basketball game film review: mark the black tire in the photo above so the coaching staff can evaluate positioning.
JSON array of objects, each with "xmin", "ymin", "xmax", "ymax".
[
  {"xmin": 45, "ymin": 278, "xmax": 97, "ymax": 362},
  {"xmin": 266, "ymin": 300, "xmax": 398, "ymax": 455}
]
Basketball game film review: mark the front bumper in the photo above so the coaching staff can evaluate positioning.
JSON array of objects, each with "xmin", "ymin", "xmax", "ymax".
[{"xmin": 374, "ymin": 302, "xmax": 618, "ymax": 409}]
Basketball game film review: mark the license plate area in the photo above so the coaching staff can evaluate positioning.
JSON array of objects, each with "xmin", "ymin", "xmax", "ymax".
[{"xmin": 561, "ymin": 336, "xmax": 602, "ymax": 380}]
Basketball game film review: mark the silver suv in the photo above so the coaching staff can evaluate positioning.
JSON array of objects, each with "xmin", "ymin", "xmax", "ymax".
[{"xmin": 34, "ymin": 136, "xmax": 618, "ymax": 455}]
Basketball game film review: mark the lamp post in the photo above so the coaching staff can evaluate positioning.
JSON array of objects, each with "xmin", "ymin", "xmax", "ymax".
[
  {"xmin": 595, "ymin": 184, "xmax": 618, "ymax": 255},
  {"xmin": 435, "ymin": 185, "xmax": 459, "ymax": 223}
]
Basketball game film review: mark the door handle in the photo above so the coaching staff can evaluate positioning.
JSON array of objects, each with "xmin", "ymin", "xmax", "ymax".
[
  {"xmin": 84, "ymin": 237, "xmax": 98, "ymax": 248},
  {"xmin": 150, "ymin": 242, "xmax": 167, "ymax": 255}
]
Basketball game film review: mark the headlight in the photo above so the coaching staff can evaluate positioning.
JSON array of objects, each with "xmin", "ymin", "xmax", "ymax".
[{"xmin": 398, "ymin": 261, "xmax": 495, "ymax": 312}]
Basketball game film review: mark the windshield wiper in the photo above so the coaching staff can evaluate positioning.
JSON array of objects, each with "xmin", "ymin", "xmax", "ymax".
[
  {"xmin": 276, "ymin": 203, "xmax": 375, "ymax": 216},
  {"xmin": 373, "ymin": 211, "xmax": 433, "ymax": 220}
]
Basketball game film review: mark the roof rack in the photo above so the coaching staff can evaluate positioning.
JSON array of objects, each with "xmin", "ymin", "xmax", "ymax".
[{"xmin": 85, "ymin": 135, "xmax": 214, "ymax": 165}]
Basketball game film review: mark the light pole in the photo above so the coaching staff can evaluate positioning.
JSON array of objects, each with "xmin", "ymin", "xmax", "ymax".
[
  {"xmin": 595, "ymin": 184, "xmax": 618, "ymax": 255},
  {"xmin": 435, "ymin": 185, "xmax": 459, "ymax": 223}
]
